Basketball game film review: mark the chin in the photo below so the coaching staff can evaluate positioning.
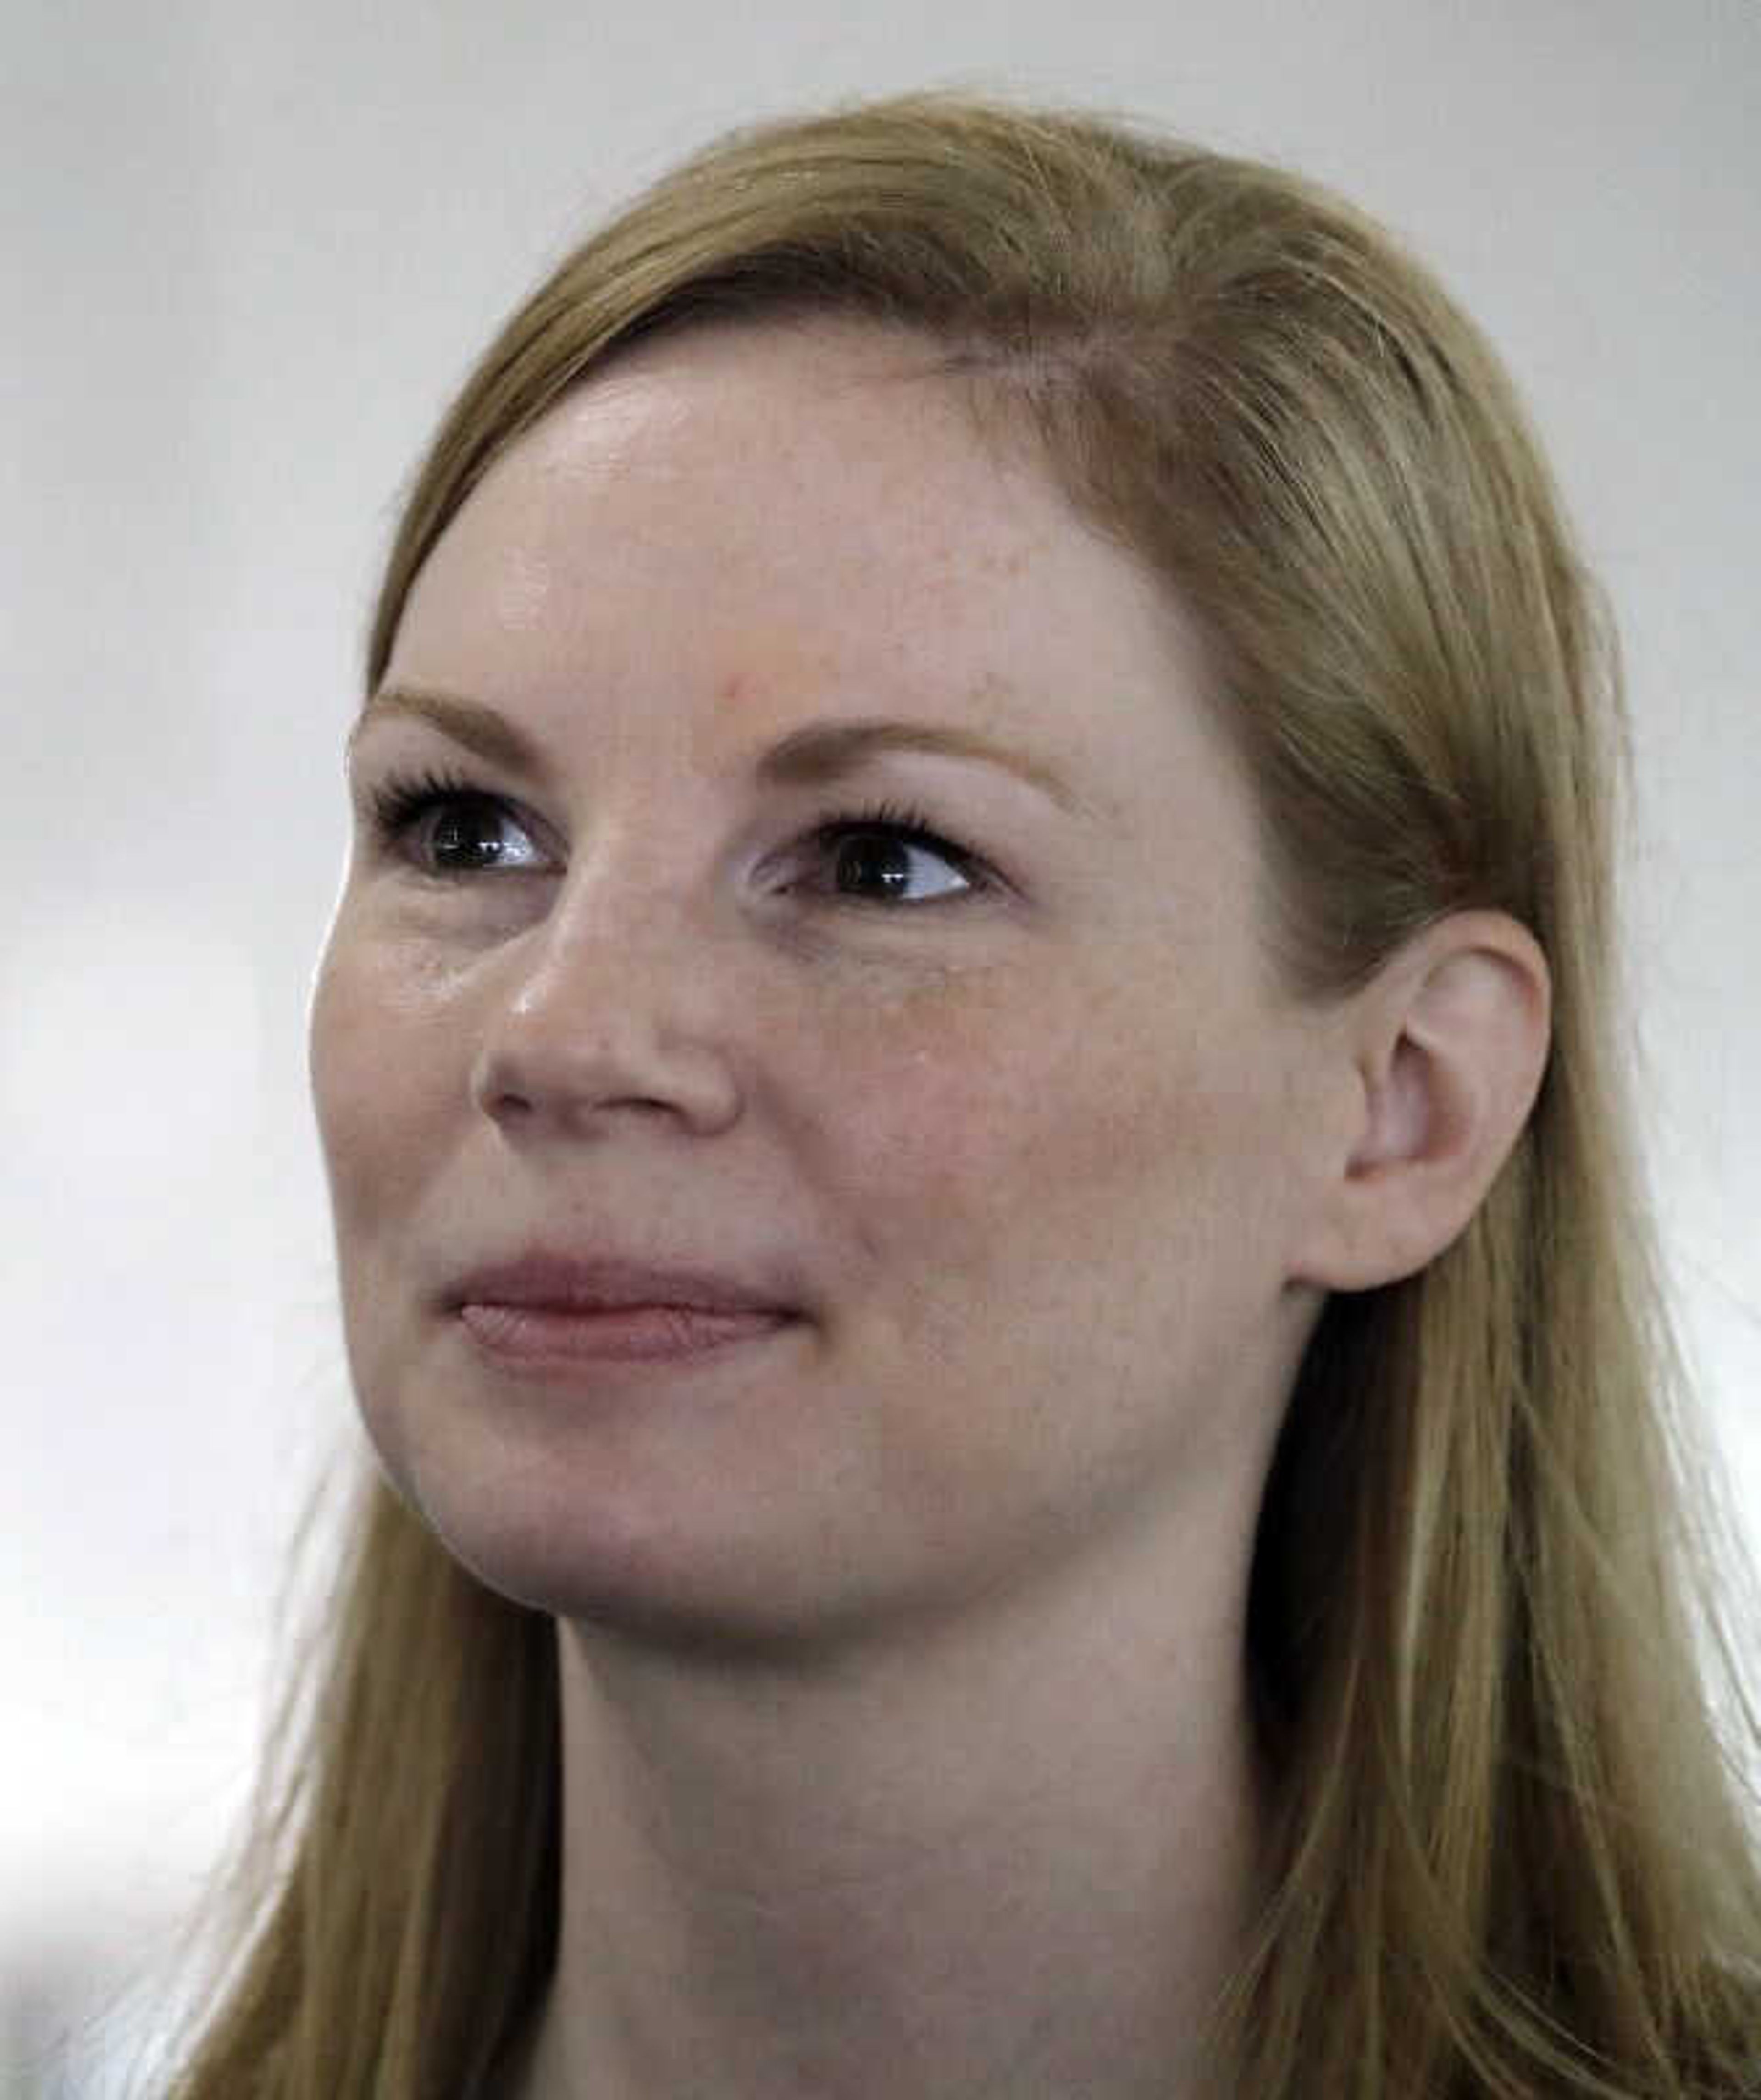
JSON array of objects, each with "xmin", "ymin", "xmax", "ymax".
[{"xmin": 363, "ymin": 1399, "xmax": 889, "ymax": 1657}]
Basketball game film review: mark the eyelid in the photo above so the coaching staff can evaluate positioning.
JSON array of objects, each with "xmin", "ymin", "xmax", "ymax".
[
  {"xmin": 794, "ymin": 800, "xmax": 992, "ymax": 906},
  {"xmin": 360, "ymin": 765, "xmax": 555, "ymax": 876},
  {"xmin": 357, "ymin": 761, "xmax": 1007, "ymax": 907}
]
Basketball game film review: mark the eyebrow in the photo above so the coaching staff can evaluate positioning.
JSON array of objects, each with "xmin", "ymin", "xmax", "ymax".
[{"xmin": 351, "ymin": 682, "xmax": 1092, "ymax": 817}]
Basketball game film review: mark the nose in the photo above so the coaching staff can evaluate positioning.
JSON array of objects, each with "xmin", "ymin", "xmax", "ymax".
[{"xmin": 468, "ymin": 882, "xmax": 746, "ymax": 1139}]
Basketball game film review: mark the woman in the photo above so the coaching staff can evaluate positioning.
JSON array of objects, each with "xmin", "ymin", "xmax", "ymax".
[{"xmin": 157, "ymin": 90, "xmax": 1761, "ymax": 2097}]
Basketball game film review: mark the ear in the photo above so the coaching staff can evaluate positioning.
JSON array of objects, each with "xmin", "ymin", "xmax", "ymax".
[{"xmin": 1289, "ymin": 911, "xmax": 1552, "ymax": 1293}]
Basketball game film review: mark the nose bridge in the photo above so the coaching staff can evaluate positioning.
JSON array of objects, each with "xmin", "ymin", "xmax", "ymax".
[
  {"xmin": 472, "ymin": 815, "xmax": 743, "ymax": 1126},
  {"xmin": 531, "ymin": 831, "xmax": 712, "ymax": 1007}
]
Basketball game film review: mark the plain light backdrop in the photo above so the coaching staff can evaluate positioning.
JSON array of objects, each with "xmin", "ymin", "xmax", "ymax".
[{"xmin": 4, "ymin": 0, "xmax": 1757, "ymax": 2089}]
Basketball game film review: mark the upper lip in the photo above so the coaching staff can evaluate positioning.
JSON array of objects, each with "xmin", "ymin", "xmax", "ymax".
[{"xmin": 445, "ymin": 1249, "xmax": 798, "ymax": 1317}]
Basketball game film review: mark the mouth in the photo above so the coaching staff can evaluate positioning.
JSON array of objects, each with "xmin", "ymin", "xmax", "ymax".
[
  {"xmin": 446, "ymin": 1250, "xmax": 798, "ymax": 1316},
  {"xmin": 454, "ymin": 1299, "xmax": 799, "ymax": 1368}
]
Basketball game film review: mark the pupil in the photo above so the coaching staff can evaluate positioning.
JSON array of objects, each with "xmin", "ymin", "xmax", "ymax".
[
  {"xmin": 434, "ymin": 804, "xmax": 504, "ymax": 867},
  {"xmin": 838, "ymin": 835, "xmax": 910, "ymax": 897}
]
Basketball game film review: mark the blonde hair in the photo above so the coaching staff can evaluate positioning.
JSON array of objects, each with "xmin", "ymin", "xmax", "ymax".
[{"xmin": 155, "ymin": 90, "xmax": 1761, "ymax": 2097}]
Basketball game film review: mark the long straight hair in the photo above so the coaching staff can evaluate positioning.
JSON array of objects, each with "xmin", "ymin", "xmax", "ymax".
[{"xmin": 155, "ymin": 90, "xmax": 1761, "ymax": 2097}]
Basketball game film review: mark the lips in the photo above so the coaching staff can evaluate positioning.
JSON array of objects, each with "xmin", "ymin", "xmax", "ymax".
[
  {"xmin": 444, "ymin": 1250, "xmax": 798, "ymax": 1319},
  {"xmin": 457, "ymin": 1299, "xmax": 792, "ymax": 1365}
]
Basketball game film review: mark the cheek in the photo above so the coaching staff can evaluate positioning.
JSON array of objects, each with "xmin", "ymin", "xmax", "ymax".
[
  {"xmin": 308, "ymin": 928, "xmax": 476, "ymax": 1469},
  {"xmin": 821, "ymin": 964, "xmax": 1210, "ymax": 1282},
  {"xmin": 799, "ymin": 960, "xmax": 1296, "ymax": 1562},
  {"xmin": 825, "ymin": 956, "xmax": 1288, "ymax": 1362},
  {"xmin": 307, "ymin": 924, "xmax": 465, "ymax": 1233}
]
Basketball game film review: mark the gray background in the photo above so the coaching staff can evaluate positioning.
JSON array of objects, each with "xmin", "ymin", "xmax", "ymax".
[{"xmin": 4, "ymin": 0, "xmax": 1757, "ymax": 2089}]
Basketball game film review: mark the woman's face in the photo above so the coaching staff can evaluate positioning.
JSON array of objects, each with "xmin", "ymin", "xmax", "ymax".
[{"xmin": 310, "ymin": 316, "xmax": 1345, "ymax": 1646}]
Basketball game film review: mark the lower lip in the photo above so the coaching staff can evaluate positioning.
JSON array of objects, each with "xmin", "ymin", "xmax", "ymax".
[{"xmin": 457, "ymin": 1301, "xmax": 796, "ymax": 1365}]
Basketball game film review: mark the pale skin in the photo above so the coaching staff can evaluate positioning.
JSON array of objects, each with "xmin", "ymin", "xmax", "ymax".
[{"xmin": 308, "ymin": 316, "xmax": 1552, "ymax": 2098}]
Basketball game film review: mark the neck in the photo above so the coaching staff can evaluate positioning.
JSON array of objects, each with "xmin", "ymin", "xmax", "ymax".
[{"xmin": 510, "ymin": 1486, "xmax": 1272, "ymax": 2100}]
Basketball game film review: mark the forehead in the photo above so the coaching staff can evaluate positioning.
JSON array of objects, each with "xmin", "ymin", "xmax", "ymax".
[
  {"xmin": 412, "ymin": 317, "xmax": 1096, "ymax": 629},
  {"xmin": 388, "ymin": 315, "xmax": 1235, "ymax": 829}
]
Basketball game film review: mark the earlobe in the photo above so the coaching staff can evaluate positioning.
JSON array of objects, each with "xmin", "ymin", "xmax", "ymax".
[{"xmin": 1291, "ymin": 912, "xmax": 1551, "ymax": 1294}]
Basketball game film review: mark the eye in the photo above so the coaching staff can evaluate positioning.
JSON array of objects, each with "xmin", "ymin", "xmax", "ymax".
[
  {"xmin": 360, "ymin": 771, "xmax": 993, "ymax": 910},
  {"xmin": 364, "ymin": 767, "xmax": 549, "ymax": 877},
  {"xmin": 794, "ymin": 800, "xmax": 992, "ymax": 909}
]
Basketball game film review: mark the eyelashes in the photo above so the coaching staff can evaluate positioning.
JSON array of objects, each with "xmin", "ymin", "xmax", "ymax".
[
  {"xmin": 796, "ymin": 798, "xmax": 992, "ymax": 907},
  {"xmin": 360, "ymin": 765, "xmax": 996, "ymax": 910},
  {"xmin": 365, "ymin": 767, "xmax": 542, "ymax": 876}
]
